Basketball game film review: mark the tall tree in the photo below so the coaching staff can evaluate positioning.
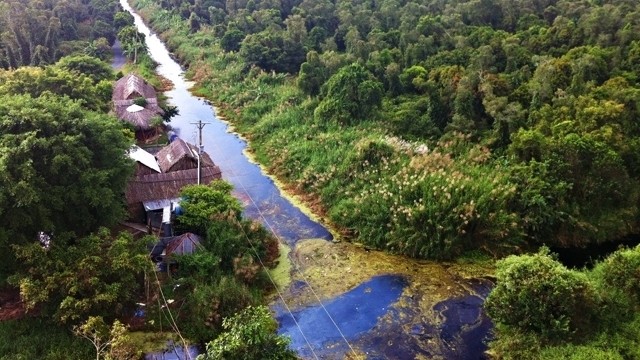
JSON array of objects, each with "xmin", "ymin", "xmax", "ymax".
[{"xmin": 0, "ymin": 94, "xmax": 134, "ymax": 259}]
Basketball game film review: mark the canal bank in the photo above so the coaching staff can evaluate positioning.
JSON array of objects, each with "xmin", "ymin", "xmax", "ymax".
[{"xmin": 119, "ymin": 0, "xmax": 495, "ymax": 358}]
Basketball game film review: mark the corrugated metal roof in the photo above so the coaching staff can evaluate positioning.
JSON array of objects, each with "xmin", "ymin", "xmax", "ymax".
[
  {"xmin": 143, "ymin": 198, "xmax": 181, "ymax": 211},
  {"xmin": 128, "ymin": 145, "xmax": 161, "ymax": 173},
  {"xmin": 166, "ymin": 233, "xmax": 203, "ymax": 255}
]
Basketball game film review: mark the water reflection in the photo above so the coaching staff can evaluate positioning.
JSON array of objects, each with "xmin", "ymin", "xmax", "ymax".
[{"xmin": 274, "ymin": 275, "xmax": 407, "ymax": 359}]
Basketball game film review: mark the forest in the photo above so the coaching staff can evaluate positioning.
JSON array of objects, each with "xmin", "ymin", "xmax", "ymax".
[
  {"xmin": 0, "ymin": 0, "xmax": 293, "ymax": 358},
  {"xmin": 132, "ymin": 0, "xmax": 640, "ymax": 259},
  {"xmin": 0, "ymin": 0, "xmax": 639, "ymax": 358},
  {"xmin": 127, "ymin": 0, "xmax": 640, "ymax": 357}
]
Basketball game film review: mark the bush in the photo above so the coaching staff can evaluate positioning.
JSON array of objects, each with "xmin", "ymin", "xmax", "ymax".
[
  {"xmin": 198, "ymin": 306, "xmax": 297, "ymax": 360},
  {"xmin": 485, "ymin": 248, "xmax": 599, "ymax": 342},
  {"xmin": 180, "ymin": 276, "xmax": 260, "ymax": 344},
  {"xmin": 591, "ymin": 245, "xmax": 640, "ymax": 307}
]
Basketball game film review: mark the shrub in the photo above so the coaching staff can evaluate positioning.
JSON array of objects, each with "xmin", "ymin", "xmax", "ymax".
[
  {"xmin": 485, "ymin": 248, "xmax": 599, "ymax": 342},
  {"xmin": 198, "ymin": 305, "xmax": 297, "ymax": 360},
  {"xmin": 591, "ymin": 245, "xmax": 640, "ymax": 307}
]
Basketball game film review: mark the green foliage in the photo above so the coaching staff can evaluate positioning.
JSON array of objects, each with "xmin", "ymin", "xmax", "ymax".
[
  {"xmin": 168, "ymin": 181, "xmax": 280, "ymax": 343},
  {"xmin": 485, "ymin": 248, "xmax": 598, "ymax": 341},
  {"xmin": 0, "ymin": 64, "xmax": 113, "ymax": 112},
  {"xmin": 198, "ymin": 305, "xmax": 297, "ymax": 360},
  {"xmin": 590, "ymin": 245, "xmax": 640, "ymax": 307},
  {"xmin": 486, "ymin": 246, "xmax": 640, "ymax": 358},
  {"xmin": 220, "ymin": 28, "xmax": 245, "ymax": 52},
  {"xmin": 53, "ymin": 55, "xmax": 114, "ymax": 85},
  {"xmin": 0, "ymin": 318, "xmax": 93, "ymax": 360},
  {"xmin": 0, "ymin": 0, "xmax": 120, "ymax": 68},
  {"xmin": 0, "ymin": 93, "xmax": 133, "ymax": 251},
  {"xmin": 180, "ymin": 276, "xmax": 261, "ymax": 344},
  {"xmin": 240, "ymin": 29, "xmax": 306, "ymax": 74},
  {"xmin": 177, "ymin": 180, "xmax": 242, "ymax": 235},
  {"xmin": 74, "ymin": 316, "xmax": 140, "ymax": 360},
  {"xmin": 10, "ymin": 229, "xmax": 149, "ymax": 325},
  {"xmin": 314, "ymin": 63, "xmax": 383, "ymax": 125},
  {"xmin": 178, "ymin": 181, "xmax": 279, "ymax": 271}
]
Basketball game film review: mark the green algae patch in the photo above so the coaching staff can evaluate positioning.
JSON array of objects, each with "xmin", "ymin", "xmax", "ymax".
[
  {"xmin": 278, "ymin": 239, "xmax": 496, "ymax": 357},
  {"xmin": 286, "ymin": 239, "xmax": 494, "ymax": 307},
  {"xmin": 269, "ymin": 242, "xmax": 293, "ymax": 291},
  {"xmin": 128, "ymin": 332, "xmax": 180, "ymax": 354}
]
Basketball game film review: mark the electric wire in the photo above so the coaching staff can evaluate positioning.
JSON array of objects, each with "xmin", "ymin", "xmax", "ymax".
[
  {"xmin": 217, "ymin": 160, "xmax": 359, "ymax": 358},
  {"xmin": 148, "ymin": 241, "xmax": 192, "ymax": 359},
  {"xmin": 229, "ymin": 215, "xmax": 321, "ymax": 360}
]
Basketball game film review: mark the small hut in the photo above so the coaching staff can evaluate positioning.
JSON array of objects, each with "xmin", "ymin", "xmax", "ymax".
[
  {"xmin": 155, "ymin": 138, "xmax": 216, "ymax": 173},
  {"xmin": 148, "ymin": 232, "xmax": 203, "ymax": 272},
  {"xmin": 112, "ymin": 74, "xmax": 164, "ymax": 138}
]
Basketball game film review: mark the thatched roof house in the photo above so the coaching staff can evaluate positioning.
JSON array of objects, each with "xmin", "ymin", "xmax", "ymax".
[
  {"xmin": 155, "ymin": 138, "xmax": 216, "ymax": 173},
  {"xmin": 113, "ymin": 74, "xmax": 163, "ymax": 130},
  {"xmin": 125, "ymin": 139, "xmax": 222, "ymax": 222},
  {"xmin": 125, "ymin": 166, "xmax": 222, "ymax": 204}
]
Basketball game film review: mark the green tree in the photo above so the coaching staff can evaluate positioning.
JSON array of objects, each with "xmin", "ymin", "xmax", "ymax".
[
  {"xmin": 297, "ymin": 50, "xmax": 326, "ymax": 96},
  {"xmin": 240, "ymin": 29, "xmax": 306, "ymax": 73},
  {"xmin": 0, "ymin": 94, "xmax": 133, "ymax": 266},
  {"xmin": 53, "ymin": 55, "xmax": 114, "ymax": 84},
  {"xmin": 197, "ymin": 305, "xmax": 297, "ymax": 360},
  {"xmin": 11, "ymin": 229, "xmax": 148, "ymax": 324},
  {"xmin": 314, "ymin": 62, "xmax": 383, "ymax": 125},
  {"xmin": 220, "ymin": 28, "xmax": 245, "ymax": 52},
  {"xmin": 177, "ymin": 180, "xmax": 242, "ymax": 235},
  {"xmin": 177, "ymin": 181, "xmax": 279, "ymax": 271},
  {"xmin": 74, "ymin": 316, "xmax": 139, "ymax": 360}
]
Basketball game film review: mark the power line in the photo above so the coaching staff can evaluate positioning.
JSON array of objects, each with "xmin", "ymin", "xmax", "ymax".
[
  {"xmin": 230, "ymin": 216, "xmax": 321, "ymax": 360},
  {"xmin": 148, "ymin": 242, "xmax": 192, "ymax": 360},
  {"xmin": 197, "ymin": 121, "xmax": 358, "ymax": 358},
  {"xmin": 232, "ymin": 178, "xmax": 359, "ymax": 359},
  {"xmin": 196, "ymin": 124, "xmax": 343, "ymax": 358}
]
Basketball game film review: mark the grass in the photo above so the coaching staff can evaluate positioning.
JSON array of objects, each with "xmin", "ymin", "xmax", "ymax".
[{"xmin": 0, "ymin": 318, "xmax": 93, "ymax": 360}]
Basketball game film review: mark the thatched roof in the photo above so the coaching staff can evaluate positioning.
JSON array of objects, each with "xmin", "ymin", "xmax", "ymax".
[
  {"xmin": 112, "ymin": 74, "xmax": 164, "ymax": 130},
  {"xmin": 113, "ymin": 73, "xmax": 158, "ymax": 100},
  {"xmin": 156, "ymin": 138, "xmax": 216, "ymax": 172},
  {"xmin": 125, "ymin": 166, "xmax": 222, "ymax": 204}
]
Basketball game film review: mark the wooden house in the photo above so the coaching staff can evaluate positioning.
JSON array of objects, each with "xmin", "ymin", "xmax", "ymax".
[
  {"xmin": 148, "ymin": 232, "xmax": 203, "ymax": 271},
  {"xmin": 124, "ymin": 139, "xmax": 222, "ymax": 224}
]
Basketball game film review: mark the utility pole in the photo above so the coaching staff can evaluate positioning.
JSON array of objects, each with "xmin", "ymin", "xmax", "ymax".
[{"xmin": 190, "ymin": 120, "xmax": 210, "ymax": 184}]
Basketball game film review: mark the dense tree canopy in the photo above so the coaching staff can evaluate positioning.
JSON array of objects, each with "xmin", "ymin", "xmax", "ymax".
[
  {"xmin": 10, "ymin": 229, "xmax": 148, "ymax": 325},
  {"xmin": 0, "ymin": 0, "xmax": 121, "ymax": 68},
  {"xmin": 0, "ymin": 93, "xmax": 134, "ymax": 279},
  {"xmin": 133, "ymin": 0, "xmax": 640, "ymax": 256}
]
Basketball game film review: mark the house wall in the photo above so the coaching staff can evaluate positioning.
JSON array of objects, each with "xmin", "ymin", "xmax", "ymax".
[
  {"xmin": 135, "ymin": 162, "xmax": 158, "ymax": 176},
  {"xmin": 167, "ymin": 158, "xmax": 198, "ymax": 172},
  {"xmin": 127, "ymin": 203, "xmax": 146, "ymax": 223}
]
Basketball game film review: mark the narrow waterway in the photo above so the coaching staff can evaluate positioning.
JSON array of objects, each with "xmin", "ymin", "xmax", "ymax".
[
  {"xmin": 119, "ymin": 1, "xmax": 494, "ymax": 358},
  {"xmin": 119, "ymin": 0, "xmax": 331, "ymax": 246}
]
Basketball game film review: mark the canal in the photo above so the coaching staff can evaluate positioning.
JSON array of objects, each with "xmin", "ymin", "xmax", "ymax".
[{"xmin": 120, "ymin": 0, "xmax": 494, "ymax": 358}]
